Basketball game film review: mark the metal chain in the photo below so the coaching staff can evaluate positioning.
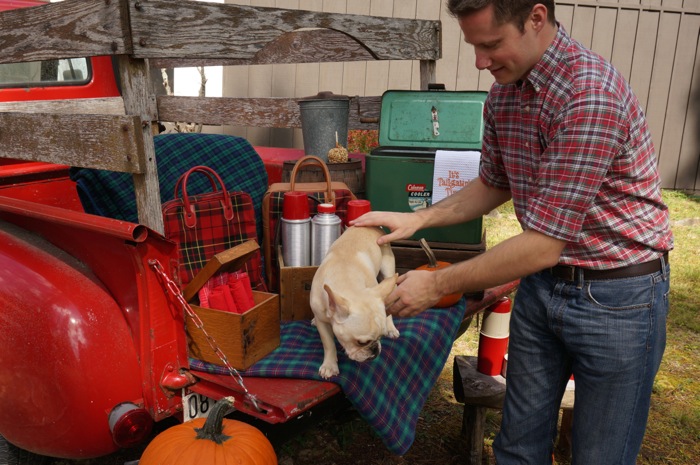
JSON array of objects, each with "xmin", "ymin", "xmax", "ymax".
[{"xmin": 148, "ymin": 259, "xmax": 261, "ymax": 412}]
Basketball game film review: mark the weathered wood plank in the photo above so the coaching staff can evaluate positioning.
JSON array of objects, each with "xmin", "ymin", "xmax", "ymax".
[
  {"xmin": 156, "ymin": 95, "xmax": 382, "ymax": 131},
  {"xmin": 129, "ymin": 0, "xmax": 440, "ymax": 62},
  {"xmin": 0, "ymin": 0, "xmax": 130, "ymax": 65},
  {"xmin": 420, "ymin": 60, "xmax": 437, "ymax": 90},
  {"xmin": 0, "ymin": 113, "xmax": 143, "ymax": 173},
  {"xmin": 0, "ymin": 97, "xmax": 125, "ymax": 116},
  {"xmin": 117, "ymin": 54, "xmax": 163, "ymax": 233},
  {"xmin": 153, "ymin": 29, "xmax": 376, "ymax": 68}
]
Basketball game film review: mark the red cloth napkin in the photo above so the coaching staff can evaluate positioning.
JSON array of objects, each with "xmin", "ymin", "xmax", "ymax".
[
  {"xmin": 198, "ymin": 271, "xmax": 256, "ymax": 314},
  {"xmin": 206, "ymin": 286, "xmax": 239, "ymax": 314},
  {"xmin": 230, "ymin": 272, "xmax": 255, "ymax": 312}
]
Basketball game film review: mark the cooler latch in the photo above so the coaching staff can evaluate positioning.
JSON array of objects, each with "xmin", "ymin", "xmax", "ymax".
[
  {"xmin": 428, "ymin": 83, "xmax": 446, "ymax": 137},
  {"xmin": 431, "ymin": 106, "xmax": 440, "ymax": 136}
]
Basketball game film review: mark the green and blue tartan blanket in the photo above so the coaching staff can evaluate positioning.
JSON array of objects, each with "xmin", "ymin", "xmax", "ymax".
[
  {"xmin": 69, "ymin": 133, "xmax": 269, "ymax": 245},
  {"xmin": 190, "ymin": 298, "xmax": 466, "ymax": 455}
]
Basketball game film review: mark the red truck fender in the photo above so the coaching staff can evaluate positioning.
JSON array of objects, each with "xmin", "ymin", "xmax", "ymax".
[{"xmin": 0, "ymin": 220, "xmax": 147, "ymax": 458}]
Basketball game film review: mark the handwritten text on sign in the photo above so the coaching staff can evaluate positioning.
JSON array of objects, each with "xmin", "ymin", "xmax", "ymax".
[{"xmin": 432, "ymin": 150, "xmax": 481, "ymax": 204}]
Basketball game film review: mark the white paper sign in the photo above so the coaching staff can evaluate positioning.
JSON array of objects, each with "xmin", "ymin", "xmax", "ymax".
[{"xmin": 431, "ymin": 150, "xmax": 481, "ymax": 204}]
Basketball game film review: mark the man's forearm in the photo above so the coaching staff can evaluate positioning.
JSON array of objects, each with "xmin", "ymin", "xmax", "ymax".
[
  {"xmin": 434, "ymin": 229, "xmax": 566, "ymax": 294},
  {"xmin": 415, "ymin": 178, "xmax": 512, "ymax": 230}
]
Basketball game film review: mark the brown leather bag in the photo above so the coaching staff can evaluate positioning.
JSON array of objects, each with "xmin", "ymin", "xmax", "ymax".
[{"xmin": 261, "ymin": 155, "xmax": 356, "ymax": 292}]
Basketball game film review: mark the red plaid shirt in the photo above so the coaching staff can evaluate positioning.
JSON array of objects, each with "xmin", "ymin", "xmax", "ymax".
[{"xmin": 480, "ymin": 26, "xmax": 673, "ymax": 269}]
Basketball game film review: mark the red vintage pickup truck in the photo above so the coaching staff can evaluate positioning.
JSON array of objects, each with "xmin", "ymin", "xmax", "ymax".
[{"xmin": 0, "ymin": 1, "xmax": 516, "ymax": 462}]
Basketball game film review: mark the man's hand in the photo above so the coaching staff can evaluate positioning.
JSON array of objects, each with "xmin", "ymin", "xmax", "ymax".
[
  {"xmin": 385, "ymin": 269, "xmax": 442, "ymax": 317},
  {"xmin": 349, "ymin": 211, "xmax": 422, "ymax": 245}
]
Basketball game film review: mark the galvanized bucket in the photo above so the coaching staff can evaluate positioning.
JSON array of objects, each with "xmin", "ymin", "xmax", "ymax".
[{"xmin": 298, "ymin": 91, "xmax": 349, "ymax": 162}]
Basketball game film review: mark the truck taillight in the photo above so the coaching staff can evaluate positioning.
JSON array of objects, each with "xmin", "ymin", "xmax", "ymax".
[{"xmin": 108, "ymin": 403, "xmax": 154, "ymax": 448}]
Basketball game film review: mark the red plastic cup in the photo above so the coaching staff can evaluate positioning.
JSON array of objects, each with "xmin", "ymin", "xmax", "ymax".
[
  {"xmin": 345, "ymin": 199, "xmax": 371, "ymax": 225},
  {"xmin": 282, "ymin": 191, "xmax": 309, "ymax": 220},
  {"xmin": 477, "ymin": 333, "xmax": 509, "ymax": 376}
]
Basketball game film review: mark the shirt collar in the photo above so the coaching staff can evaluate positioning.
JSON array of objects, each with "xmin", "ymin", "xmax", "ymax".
[{"xmin": 523, "ymin": 23, "xmax": 569, "ymax": 92}]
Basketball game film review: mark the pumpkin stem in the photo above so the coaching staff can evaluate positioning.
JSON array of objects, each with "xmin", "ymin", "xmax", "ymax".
[
  {"xmin": 419, "ymin": 238, "xmax": 438, "ymax": 268},
  {"xmin": 194, "ymin": 396, "xmax": 234, "ymax": 445}
]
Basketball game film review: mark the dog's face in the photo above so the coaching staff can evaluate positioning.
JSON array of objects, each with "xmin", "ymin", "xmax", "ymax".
[{"xmin": 323, "ymin": 274, "xmax": 397, "ymax": 362}]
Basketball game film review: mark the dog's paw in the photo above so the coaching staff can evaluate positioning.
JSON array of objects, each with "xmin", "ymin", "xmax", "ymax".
[
  {"xmin": 386, "ymin": 327, "xmax": 400, "ymax": 339},
  {"xmin": 385, "ymin": 315, "xmax": 400, "ymax": 339},
  {"xmin": 319, "ymin": 362, "xmax": 339, "ymax": 379}
]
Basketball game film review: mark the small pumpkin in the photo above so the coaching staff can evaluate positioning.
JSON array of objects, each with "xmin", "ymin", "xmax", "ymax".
[
  {"xmin": 416, "ymin": 238, "xmax": 463, "ymax": 308},
  {"xmin": 139, "ymin": 396, "xmax": 277, "ymax": 465}
]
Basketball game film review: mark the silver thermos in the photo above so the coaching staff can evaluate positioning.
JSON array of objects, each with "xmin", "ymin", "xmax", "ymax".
[
  {"xmin": 281, "ymin": 191, "xmax": 311, "ymax": 267},
  {"xmin": 311, "ymin": 203, "xmax": 342, "ymax": 266}
]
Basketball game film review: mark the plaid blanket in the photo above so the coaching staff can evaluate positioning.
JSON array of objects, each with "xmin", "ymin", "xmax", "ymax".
[
  {"xmin": 69, "ymin": 133, "xmax": 268, "ymax": 245},
  {"xmin": 190, "ymin": 298, "xmax": 466, "ymax": 455}
]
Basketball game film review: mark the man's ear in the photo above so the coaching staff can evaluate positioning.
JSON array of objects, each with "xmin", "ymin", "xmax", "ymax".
[
  {"xmin": 324, "ymin": 284, "xmax": 350, "ymax": 322},
  {"xmin": 529, "ymin": 3, "xmax": 548, "ymax": 32}
]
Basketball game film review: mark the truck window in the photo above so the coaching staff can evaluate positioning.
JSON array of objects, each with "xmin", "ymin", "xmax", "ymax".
[{"xmin": 0, "ymin": 58, "xmax": 90, "ymax": 88}]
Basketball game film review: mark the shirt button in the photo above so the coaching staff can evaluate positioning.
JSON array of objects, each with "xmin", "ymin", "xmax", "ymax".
[
  {"xmin": 524, "ymin": 106, "xmax": 530, "ymax": 112},
  {"xmin": 534, "ymin": 85, "xmax": 540, "ymax": 92},
  {"xmin": 525, "ymin": 142, "xmax": 530, "ymax": 148}
]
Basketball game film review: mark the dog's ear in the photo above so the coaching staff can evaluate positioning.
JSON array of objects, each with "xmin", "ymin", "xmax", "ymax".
[
  {"xmin": 324, "ymin": 284, "xmax": 350, "ymax": 322},
  {"xmin": 375, "ymin": 273, "xmax": 398, "ymax": 304}
]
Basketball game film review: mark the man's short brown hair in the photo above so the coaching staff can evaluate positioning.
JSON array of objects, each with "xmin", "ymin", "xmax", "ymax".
[{"xmin": 447, "ymin": 0, "xmax": 556, "ymax": 32}]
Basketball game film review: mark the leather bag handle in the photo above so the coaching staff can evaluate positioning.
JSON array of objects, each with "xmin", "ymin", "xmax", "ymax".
[
  {"xmin": 173, "ymin": 166, "xmax": 218, "ymax": 199},
  {"xmin": 174, "ymin": 166, "xmax": 234, "ymax": 228},
  {"xmin": 289, "ymin": 155, "xmax": 334, "ymax": 204}
]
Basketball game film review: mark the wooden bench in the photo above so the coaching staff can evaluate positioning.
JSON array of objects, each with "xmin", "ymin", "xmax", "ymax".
[{"xmin": 453, "ymin": 355, "xmax": 574, "ymax": 464}]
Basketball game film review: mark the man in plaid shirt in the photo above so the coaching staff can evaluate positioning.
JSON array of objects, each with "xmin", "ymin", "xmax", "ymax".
[{"xmin": 352, "ymin": 0, "xmax": 673, "ymax": 463}]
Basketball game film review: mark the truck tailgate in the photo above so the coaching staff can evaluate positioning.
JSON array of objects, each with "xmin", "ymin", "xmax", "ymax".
[{"xmin": 189, "ymin": 371, "xmax": 342, "ymax": 423}]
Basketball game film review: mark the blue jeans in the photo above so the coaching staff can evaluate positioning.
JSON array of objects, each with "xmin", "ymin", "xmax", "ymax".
[{"xmin": 493, "ymin": 259, "xmax": 670, "ymax": 465}]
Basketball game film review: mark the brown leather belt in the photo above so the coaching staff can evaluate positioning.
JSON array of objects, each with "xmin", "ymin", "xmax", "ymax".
[{"xmin": 549, "ymin": 252, "xmax": 668, "ymax": 281}]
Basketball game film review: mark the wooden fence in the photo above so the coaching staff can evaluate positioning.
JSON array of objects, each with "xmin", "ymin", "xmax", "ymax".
[
  {"xmin": 221, "ymin": 0, "xmax": 700, "ymax": 193},
  {"xmin": 0, "ymin": 0, "xmax": 440, "ymax": 231}
]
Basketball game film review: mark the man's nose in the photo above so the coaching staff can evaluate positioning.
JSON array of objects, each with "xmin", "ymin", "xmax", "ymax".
[{"xmin": 475, "ymin": 51, "xmax": 491, "ymax": 70}]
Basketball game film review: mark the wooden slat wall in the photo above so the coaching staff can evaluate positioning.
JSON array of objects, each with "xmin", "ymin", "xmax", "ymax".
[
  {"xmin": 222, "ymin": 0, "xmax": 700, "ymax": 192},
  {"xmin": 556, "ymin": 1, "xmax": 700, "ymax": 192},
  {"xmin": 0, "ymin": 0, "xmax": 440, "ymax": 230}
]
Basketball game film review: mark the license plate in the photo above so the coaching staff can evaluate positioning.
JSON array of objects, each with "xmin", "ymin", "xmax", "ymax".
[{"xmin": 182, "ymin": 390, "xmax": 217, "ymax": 422}]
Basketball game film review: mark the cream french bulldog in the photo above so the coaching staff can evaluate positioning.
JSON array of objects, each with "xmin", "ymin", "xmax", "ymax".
[{"xmin": 309, "ymin": 226, "xmax": 399, "ymax": 379}]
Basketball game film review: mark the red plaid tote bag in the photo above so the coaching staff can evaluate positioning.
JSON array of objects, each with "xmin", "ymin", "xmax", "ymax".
[{"xmin": 162, "ymin": 166, "xmax": 265, "ymax": 289}]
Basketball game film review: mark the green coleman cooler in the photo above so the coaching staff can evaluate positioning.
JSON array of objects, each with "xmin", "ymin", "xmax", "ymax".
[{"xmin": 366, "ymin": 87, "xmax": 488, "ymax": 250}]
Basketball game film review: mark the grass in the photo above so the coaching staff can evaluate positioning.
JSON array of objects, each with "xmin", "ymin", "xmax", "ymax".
[{"xmin": 641, "ymin": 190, "xmax": 700, "ymax": 464}]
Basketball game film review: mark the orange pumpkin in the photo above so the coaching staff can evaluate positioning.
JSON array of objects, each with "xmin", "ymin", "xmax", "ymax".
[
  {"xmin": 139, "ymin": 396, "xmax": 277, "ymax": 465},
  {"xmin": 416, "ymin": 238, "xmax": 463, "ymax": 308}
]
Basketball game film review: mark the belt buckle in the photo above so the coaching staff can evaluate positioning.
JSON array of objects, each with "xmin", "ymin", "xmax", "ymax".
[
  {"xmin": 550, "ymin": 265, "xmax": 577, "ymax": 281},
  {"xmin": 563, "ymin": 265, "xmax": 576, "ymax": 281}
]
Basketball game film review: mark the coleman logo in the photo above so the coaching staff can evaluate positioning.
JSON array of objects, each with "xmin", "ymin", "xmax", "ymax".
[{"xmin": 406, "ymin": 184, "xmax": 427, "ymax": 192}]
